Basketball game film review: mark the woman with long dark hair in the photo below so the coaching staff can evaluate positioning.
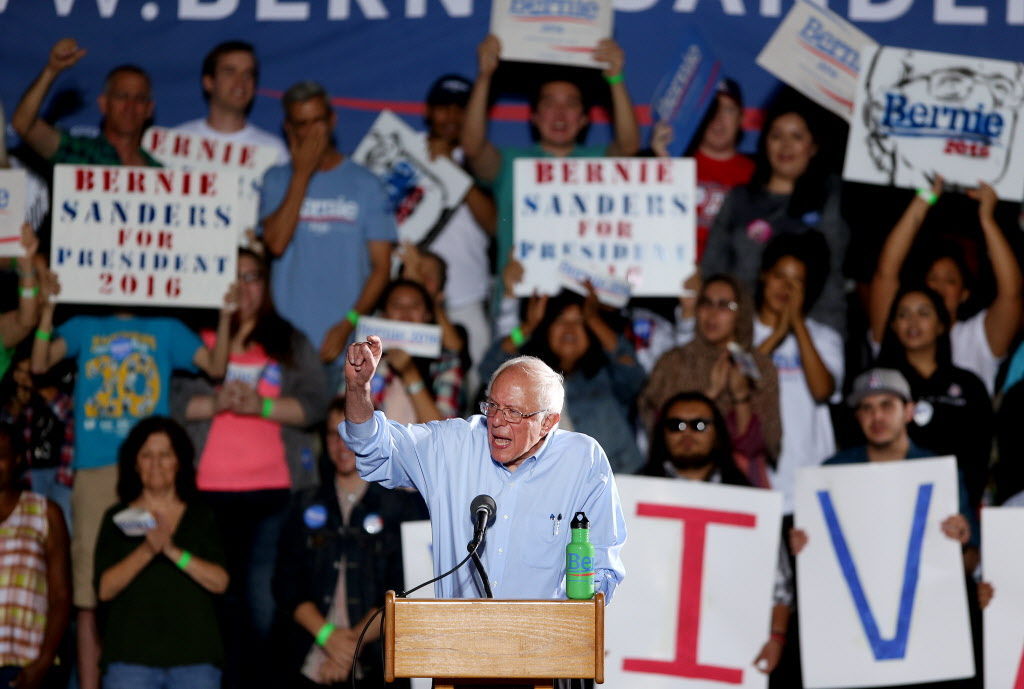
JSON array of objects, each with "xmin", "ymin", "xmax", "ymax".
[
  {"xmin": 701, "ymin": 101, "xmax": 849, "ymax": 333},
  {"xmin": 876, "ymin": 286, "xmax": 993, "ymax": 508},
  {"xmin": 479, "ymin": 289, "xmax": 645, "ymax": 474},
  {"xmin": 754, "ymin": 232, "xmax": 843, "ymax": 514},
  {"xmin": 641, "ymin": 275, "xmax": 780, "ymax": 487},
  {"xmin": 363, "ymin": 278, "xmax": 464, "ymax": 422},
  {"xmin": 179, "ymin": 247, "xmax": 328, "ymax": 689},
  {"xmin": 870, "ymin": 177, "xmax": 1021, "ymax": 395},
  {"xmin": 95, "ymin": 416, "xmax": 227, "ymax": 689}
]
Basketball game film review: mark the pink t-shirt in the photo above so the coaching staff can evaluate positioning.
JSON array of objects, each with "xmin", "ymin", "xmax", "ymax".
[{"xmin": 196, "ymin": 332, "xmax": 290, "ymax": 491}]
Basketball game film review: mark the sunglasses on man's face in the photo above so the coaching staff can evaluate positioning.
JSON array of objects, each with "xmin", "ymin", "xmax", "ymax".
[{"xmin": 662, "ymin": 417, "xmax": 713, "ymax": 433}]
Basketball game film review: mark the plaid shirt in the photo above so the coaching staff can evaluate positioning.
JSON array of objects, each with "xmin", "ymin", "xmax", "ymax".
[
  {"xmin": 53, "ymin": 132, "xmax": 161, "ymax": 166},
  {"xmin": 0, "ymin": 492, "xmax": 49, "ymax": 666}
]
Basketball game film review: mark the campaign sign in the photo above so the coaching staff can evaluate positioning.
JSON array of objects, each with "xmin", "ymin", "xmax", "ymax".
[
  {"xmin": 352, "ymin": 110, "xmax": 472, "ymax": 245},
  {"xmin": 0, "ymin": 169, "xmax": 27, "ymax": 257},
  {"xmin": 51, "ymin": 165, "xmax": 239, "ymax": 308},
  {"xmin": 795, "ymin": 457, "xmax": 974, "ymax": 689},
  {"xmin": 142, "ymin": 126, "xmax": 281, "ymax": 242},
  {"xmin": 844, "ymin": 46, "xmax": 1024, "ymax": 201},
  {"xmin": 490, "ymin": 0, "xmax": 613, "ymax": 70},
  {"xmin": 650, "ymin": 27, "xmax": 722, "ymax": 155},
  {"xmin": 558, "ymin": 258, "xmax": 630, "ymax": 307},
  {"xmin": 402, "ymin": 476, "xmax": 781, "ymax": 689},
  {"xmin": 514, "ymin": 157, "xmax": 696, "ymax": 297},
  {"xmin": 981, "ymin": 507, "xmax": 1024, "ymax": 689},
  {"xmin": 756, "ymin": 0, "xmax": 876, "ymax": 120},
  {"xmin": 355, "ymin": 315, "xmax": 443, "ymax": 359},
  {"xmin": 608, "ymin": 476, "xmax": 782, "ymax": 689}
]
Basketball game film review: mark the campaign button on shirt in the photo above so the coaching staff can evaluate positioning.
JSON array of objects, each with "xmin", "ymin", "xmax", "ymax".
[
  {"xmin": 304, "ymin": 504, "xmax": 328, "ymax": 529},
  {"xmin": 363, "ymin": 513, "xmax": 384, "ymax": 535},
  {"xmin": 914, "ymin": 399, "xmax": 934, "ymax": 427}
]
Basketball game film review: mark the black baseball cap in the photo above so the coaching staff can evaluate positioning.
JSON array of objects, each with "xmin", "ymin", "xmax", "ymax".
[{"xmin": 426, "ymin": 74, "xmax": 472, "ymax": 107}]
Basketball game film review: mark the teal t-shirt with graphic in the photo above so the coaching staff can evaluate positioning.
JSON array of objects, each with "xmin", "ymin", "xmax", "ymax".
[{"xmin": 57, "ymin": 315, "xmax": 200, "ymax": 469}]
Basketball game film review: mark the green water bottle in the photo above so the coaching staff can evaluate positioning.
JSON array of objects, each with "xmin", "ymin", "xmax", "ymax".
[{"xmin": 565, "ymin": 511, "xmax": 595, "ymax": 599}]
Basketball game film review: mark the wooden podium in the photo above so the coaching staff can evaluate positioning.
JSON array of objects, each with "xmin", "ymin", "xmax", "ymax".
[{"xmin": 383, "ymin": 590, "xmax": 605, "ymax": 688}]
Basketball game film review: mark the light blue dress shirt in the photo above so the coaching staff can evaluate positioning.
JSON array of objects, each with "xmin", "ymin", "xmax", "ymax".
[{"xmin": 342, "ymin": 412, "xmax": 627, "ymax": 602}]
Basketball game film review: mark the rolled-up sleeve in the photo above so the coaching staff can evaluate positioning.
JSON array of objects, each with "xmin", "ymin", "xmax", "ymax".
[{"xmin": 342, "ymin": 411, "xmax": 438, "ymax": 495}]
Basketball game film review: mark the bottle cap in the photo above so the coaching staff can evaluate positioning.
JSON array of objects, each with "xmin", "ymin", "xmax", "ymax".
[{"xmin": 570, "ymin": 511, "xmax": 589, "ymax": 529}]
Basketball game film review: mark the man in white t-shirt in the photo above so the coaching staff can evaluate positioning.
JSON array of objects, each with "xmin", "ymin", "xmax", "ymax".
[
  {"xmin": 176, "ymin": 40, "xmax": 288, "ymax": 165},
  {"xmin": 420, "ymin": 74, "xmax": 496, "ymax": 394}
]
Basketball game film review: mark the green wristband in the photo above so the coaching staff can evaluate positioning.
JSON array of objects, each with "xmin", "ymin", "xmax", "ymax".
[
  {"xmin": 315, "ymin": 622, "xmax": 336, "ymax": 647},
  {"xmin": 34, "ymin": 329, "xmax": 52, "ymax": 342},
  {"xmin": 509, "ymin": 326, "xmax": 525, "ymax": 347},
  {"xmin": 176, "ymin": 550, "xmax": 192, "ymax": 570},
  {"xmin": 346, "ymin": 309, "xmax": 360, "ymax": 326},
  {"xmin": 604, "ymin": 73, "xmax": 624, "ymax": 85},
  {"xmin": 916, "ymin": 188, "xmax": 938, "ymax": 206},
  {"xmin": 261, "ymin": 397, "xmax": 274, "ymax": 419},
  {"xmin": 20, "ymin": 286, "xmax": 39, "ymax": 299}
]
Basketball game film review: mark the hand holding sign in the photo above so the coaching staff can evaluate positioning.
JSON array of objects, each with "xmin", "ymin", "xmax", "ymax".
[
  {"xmin": 144, "ymin": 510, "xmax": 174, "ymax": 554},
  {"xmin": 649, "ymin": 122, "xmax": 674, "ymax": 158},
  {"xmin": 477, "ymin": 34, "xmax": 501, "ymax": 79},
  {"xmin": 14, "ymin": 224, "xmax": 37, "ymax": 269},
  {"xmin": 593, "ymin": 38, "xmax": 624, "ymax": 79},
  {"xmin": 966, "ymin": 180, "xmax": 997, "ymax": 221}
]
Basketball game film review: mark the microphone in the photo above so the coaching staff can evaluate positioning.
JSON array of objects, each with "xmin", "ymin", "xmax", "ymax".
[{"xmin": 468, "ymin": 494, "xmax": 496, "ymax": 553}]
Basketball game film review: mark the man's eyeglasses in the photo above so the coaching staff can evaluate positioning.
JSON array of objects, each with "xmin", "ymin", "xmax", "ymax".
[
  {"xmin": 239, "ymin": 271, "xmax": 264, "ymax": 284},
  {"xmin": 662, "ymin": 417, "xmax": 713, "ymax": 433},
  {"xmin": 480, "ymin": 400, "xmax": 547, "ymax": 424},
  {"xmin": 697, "ymin": 297, "xmax": 738, "ymax": 312}
]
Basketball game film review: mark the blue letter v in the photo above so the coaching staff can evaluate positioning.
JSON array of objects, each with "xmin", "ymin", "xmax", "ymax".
[{"xmin": 816, "ymin": 484, "xmax": 932, "ymax": 660}]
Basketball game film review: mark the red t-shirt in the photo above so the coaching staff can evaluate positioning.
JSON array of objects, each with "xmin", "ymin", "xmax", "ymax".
[
  {"xmin": 196, "ymin": 331, "xmax": 290, "ymax": 492},
  {"xmin": 695, "ymin": 151, "xmax": 755, "ymax": 261}
]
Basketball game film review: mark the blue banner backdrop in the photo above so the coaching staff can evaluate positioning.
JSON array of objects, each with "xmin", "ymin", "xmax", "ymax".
[{"xmin": 0, "ymin": 0, "xmax": 1020, "ymax": 153}]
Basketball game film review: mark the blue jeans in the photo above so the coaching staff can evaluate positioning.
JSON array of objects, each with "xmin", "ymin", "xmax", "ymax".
[
  {"xmin": 28, "ymin": 468, "xmax": 72, "ymax": 534},
  {"xmin": 103, "ymin": 663, "xmax": 220, "ymax": 689}
]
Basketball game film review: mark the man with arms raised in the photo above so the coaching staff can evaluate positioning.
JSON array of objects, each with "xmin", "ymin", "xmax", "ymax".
[
  {"xmin": 13, "ymin": 38, "xmax": 159, "ymax": 167},
  {"xmin": 341, "ymin": 336, "xmax": 626, "ymax": 600},
  {"xmin": 461, "ymin": 34, "xmax": 640, "ymax": 312}
]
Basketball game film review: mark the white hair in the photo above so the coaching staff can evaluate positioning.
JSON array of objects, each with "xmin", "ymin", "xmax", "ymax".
[{"xmin": 486, "ymin": 356, "xmax": 565, "ymax": 414}]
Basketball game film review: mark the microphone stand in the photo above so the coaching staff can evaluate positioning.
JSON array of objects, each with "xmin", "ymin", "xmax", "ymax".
[{"xmin": 469, "ymin": 548, "xmax": 494, "ymax": 599}]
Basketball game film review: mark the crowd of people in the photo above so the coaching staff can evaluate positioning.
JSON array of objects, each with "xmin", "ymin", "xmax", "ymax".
[{"xmin": 0, "ymin": 28, "xmax": 1021, "ymax": 689}]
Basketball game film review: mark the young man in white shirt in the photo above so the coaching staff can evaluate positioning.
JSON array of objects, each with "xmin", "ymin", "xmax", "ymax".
[{"xmin": 176, "ymin": 40, "xmax": 288, "ymax": 165}]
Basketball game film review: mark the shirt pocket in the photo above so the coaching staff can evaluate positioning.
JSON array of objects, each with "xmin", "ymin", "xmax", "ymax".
[{"xmin": 516, "ymin": 509, "xmax": 568, "ymax": 569}]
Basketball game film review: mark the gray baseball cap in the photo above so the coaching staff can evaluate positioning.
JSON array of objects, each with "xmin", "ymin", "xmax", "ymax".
[{"xmin": 847, "ymin": 368, "xmax": 912, "ymax": 407}]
